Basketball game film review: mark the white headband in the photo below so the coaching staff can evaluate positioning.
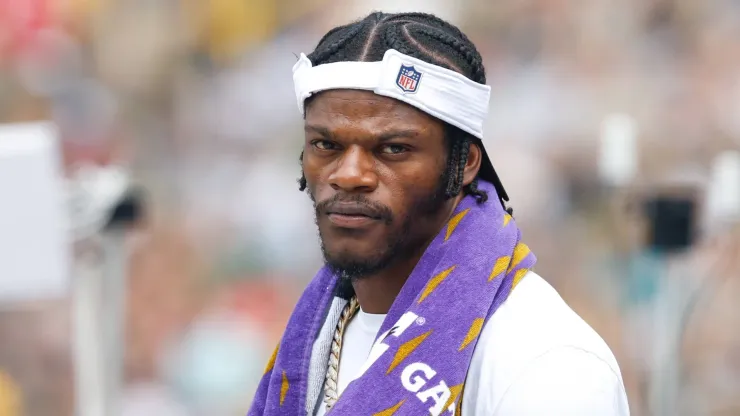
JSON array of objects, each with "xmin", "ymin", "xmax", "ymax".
[{"xmin": 292, "ymin": 49, "xmax": 491, "ymax": 139}]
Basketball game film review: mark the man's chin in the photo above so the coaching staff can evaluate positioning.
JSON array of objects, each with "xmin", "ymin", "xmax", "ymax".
[
  {"xmin": 319, "ymin": 226, "xmax": 408, "ymax": 280},
  {"xmin": 323, "ymin": 249, "xmax": 391, "ymax": 281},
  {"xmin": 319, "ymin": 235, "xmax": 380, "ymax": 262}
]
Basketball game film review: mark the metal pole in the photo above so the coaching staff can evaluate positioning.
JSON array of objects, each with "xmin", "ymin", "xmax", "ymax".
[
  {"xmin": 648, "ymin": 253, "xmax": 705, "ymax": 416},
  {"xmin": 648, "ymin": 254, "xmax": 677, "ymax": 416},
  {"xmin": 73, "ymin": 242, "xmax": 106, "ymax": 416},
  {"xmin": 73, "ymin": 231, "xmax": 129, "ymax": 416},
  {"xmin": 69, "ymin": 166, "xmax": 141, "ymax": 416},
  {"xmin": 100, "ymin": 230, "xmax": 128, "ymax": 416}
]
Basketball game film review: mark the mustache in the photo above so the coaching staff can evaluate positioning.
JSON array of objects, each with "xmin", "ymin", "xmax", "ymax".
[{"xmin": 315, "ymin": 194, "xmax": 393, "ymax": 222}]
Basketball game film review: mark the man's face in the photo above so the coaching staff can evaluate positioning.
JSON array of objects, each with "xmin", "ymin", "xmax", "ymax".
[{"xmin": 303, "ymin": 90, "xmax": 454, "ymax": 279}]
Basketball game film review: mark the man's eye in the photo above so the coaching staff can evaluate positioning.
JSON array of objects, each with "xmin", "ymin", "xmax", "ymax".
[
  {"xmin": 379, "ymin": 144, "xmax": 408, "ymax": 155},
  {"xmin": 312, "ymin": 140, "xmax": 337, "ymax": 150}
]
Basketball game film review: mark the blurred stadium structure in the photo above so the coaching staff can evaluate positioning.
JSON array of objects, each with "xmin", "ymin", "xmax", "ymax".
[{"xmin": 1, "ymin": 0, "xmax": 740, "ymax": 415}]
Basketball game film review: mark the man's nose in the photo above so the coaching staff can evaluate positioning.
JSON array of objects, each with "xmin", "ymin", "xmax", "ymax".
[{"xmin": 328, "ymin": 146, "xmax": 378, "ymax": 193}]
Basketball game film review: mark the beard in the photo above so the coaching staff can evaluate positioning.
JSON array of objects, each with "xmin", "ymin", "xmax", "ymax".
[{"xmin": 309, "ymin": 168, "xmax": 450, "ymax": 286}]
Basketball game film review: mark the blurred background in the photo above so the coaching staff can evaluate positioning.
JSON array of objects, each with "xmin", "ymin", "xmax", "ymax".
[{"xmin": 1, "ymin": 0, "xmax": 740, "ymax": 415}]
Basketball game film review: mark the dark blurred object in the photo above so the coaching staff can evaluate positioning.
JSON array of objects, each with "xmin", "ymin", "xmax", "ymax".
[
  {"xmin": 106, "ymin": 190, "xmax": 145, "ymax": 229},
  {"xmin": 643, "ymin": 194, "xmax": 698, "ymax": 253}
]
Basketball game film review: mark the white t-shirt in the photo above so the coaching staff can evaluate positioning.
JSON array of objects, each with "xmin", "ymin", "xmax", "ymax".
[{"xmin": 314, "ymin": 272, "xmax": 629, "ymax": 415}]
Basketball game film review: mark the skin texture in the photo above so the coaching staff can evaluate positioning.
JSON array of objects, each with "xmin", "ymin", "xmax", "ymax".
[{"xmin": 303, "ymin": 89, "xmax": 481, "ymax": 313}]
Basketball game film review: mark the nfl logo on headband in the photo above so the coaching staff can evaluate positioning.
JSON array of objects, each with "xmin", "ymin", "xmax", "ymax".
[{"xmin": 396, "ymin": 65, "xmax": 421, "ymax": 93}]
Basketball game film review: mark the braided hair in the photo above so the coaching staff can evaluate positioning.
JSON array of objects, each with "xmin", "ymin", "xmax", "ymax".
[{"xmin": 298, "ymin": 11, "xmax": 489, "ymax": 203}]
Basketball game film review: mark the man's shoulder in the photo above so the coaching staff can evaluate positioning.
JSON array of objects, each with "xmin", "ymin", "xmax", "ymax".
[
  {"xmin": 463, "ymin": 271, "xmax": 627, "ymax": 414},
  {"xmin": 479, "ymin": 271, "xmax": 620, "ymax": 368}
]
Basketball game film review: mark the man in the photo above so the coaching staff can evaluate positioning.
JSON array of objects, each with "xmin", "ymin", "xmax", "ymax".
[{"xmin": 249, "ymin": 12, "xmax": 629, "ymax": 416}]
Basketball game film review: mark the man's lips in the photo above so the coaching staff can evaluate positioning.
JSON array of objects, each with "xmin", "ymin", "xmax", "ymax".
[
  {"xmin": 325, "ymin": 203, "xmax": 382, "ymax": 228},
  {"xmin": 326, "ymin": 203, "xmax": 382, "ymax": 219},
  {"xmin": 327, "ymin": 213, "xmax": 377, "ymax": 228}
]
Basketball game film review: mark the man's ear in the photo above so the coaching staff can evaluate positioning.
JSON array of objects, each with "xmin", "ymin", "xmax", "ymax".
[{"xmin": 462, "ymin": 142, "xmax": 482, "ymax": 187}]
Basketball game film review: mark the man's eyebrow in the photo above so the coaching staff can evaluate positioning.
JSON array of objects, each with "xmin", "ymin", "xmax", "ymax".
[
  {"xmin": 304, "ymin": 124, "xmax": 334, "ymax": 139},
  {"xmin": 377, "ymin": 129, "xmax": 422, "ymax": 142},
  {"xmin": 304, "ymin": 125, "xmax": 423, "ymax": 142}
]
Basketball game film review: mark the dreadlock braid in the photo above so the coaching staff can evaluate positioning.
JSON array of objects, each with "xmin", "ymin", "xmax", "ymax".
[
  {"xmin": 446, "ymin": 126, "xmax": 488, "ymax": 203},
  {"xmin": 445, "ymin": 132, "xmax": 463, "ymax": 197},
  {"xmin": 456, "ymin": 137, "xmax": 471, "ymax": 191},
  {"xmin": 299, "ymin": 12, "xmax": 493, "ymax": 203},
  {"xmin": 384, "ymin": 12, "xmax": 466, "ymax": 38},
  {"xmin": 307, "ymin": 22, "xmax": 365, "ymax": 64},
  {"xmin": 383, "ymin": 24, "xmax": 415, "ymax": 56},
  {"xmin": 410, "ymin": 25, "xmax": 486, "ymax": 83},
  {"xmin": 298, "ymin": 150, "xmax": 307, "ymax": 191}
]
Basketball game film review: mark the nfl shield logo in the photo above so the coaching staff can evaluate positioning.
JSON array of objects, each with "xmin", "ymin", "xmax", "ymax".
[{"xmin": 396, "ymin": 65, "xmax": 422, "ymax": 93}]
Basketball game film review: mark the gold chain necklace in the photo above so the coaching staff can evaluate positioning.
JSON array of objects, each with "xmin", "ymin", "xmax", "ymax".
[{"xmin": 323, "ymin": 296, "xmax": 360, "ymax": 409}]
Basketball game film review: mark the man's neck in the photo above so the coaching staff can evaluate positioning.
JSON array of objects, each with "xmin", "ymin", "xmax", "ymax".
[
  {"xmin": 351, "ymin": 195, "xmax": 462, "ymax": 314},
  {"xmin": 351, "ymin": 252, "xmax": 424, "ymax": 314}
]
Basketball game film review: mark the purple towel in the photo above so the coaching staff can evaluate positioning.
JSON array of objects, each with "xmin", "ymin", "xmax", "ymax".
[{"xmin": 248, "ymin": 180, "xmax": 536, "ymax": 415}]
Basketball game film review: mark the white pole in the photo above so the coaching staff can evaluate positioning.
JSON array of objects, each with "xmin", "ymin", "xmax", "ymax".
[
  {"xmin": 70, "ymin": 166, "xmax": 137, "ymax": 416},
  {"xmin": 648, "ymin": 256, "xmax": 687, "ymax": 416},
  {"xmin": 100, "ymin": 230, "xmax": 128, "ymax": 416},
  {"xmin": 73, "ymin": 242, "xmax": 106, "ymax": 416},
  {"xmin": 73, "ymin": 231, "xmax": 130, "ymax": 416},
  {"xmin": 73, "ymin": 230, "xmax": 130, "ymax": 416}
]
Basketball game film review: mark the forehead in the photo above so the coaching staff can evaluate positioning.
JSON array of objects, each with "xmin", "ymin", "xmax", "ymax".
[{"xmin": 304, "ymin": 90, "xmax": 442, "ymax": 133}]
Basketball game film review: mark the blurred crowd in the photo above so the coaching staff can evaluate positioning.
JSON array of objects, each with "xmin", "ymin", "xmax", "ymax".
[{"xmin": 1, "ymin": 0, "xmax": 739, "ymax": 415}]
